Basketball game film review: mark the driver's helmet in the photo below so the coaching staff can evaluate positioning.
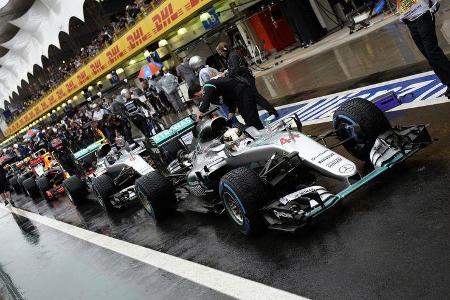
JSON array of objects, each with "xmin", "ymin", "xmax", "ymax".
[
  {"xmin": 223, "ymin": 128, "xmax": 243, "ymax": 147},
  {"xmin": 115, "ymin": 136, "xmax": 125, "ymax": 148}
]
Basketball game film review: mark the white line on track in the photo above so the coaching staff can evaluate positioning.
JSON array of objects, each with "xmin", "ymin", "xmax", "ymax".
[{"xmin": 0, "ymin": 205, "xmax": 308, "ymax": 300}]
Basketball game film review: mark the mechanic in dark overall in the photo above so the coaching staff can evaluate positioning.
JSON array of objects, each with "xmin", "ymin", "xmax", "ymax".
[
  {"xmin": 216, "ymin": 42, "xmax": 279, "ymax": 117},
  {"xmin": 47, "ymin": 129, "xmax": 78, "ymax": 176},
  {"xmin": 401, "ymin": 0, "xmax": 450, "ymax": 98},
  {"xmin": 110, "ymin": 95, "xmax": 137, "ymax": 146},
  {"xmin": 193, "ymin": 77, "xmax": 264, "ymax": 129},
  {"xmin": 120, "ymin": 88, "xmax": 152, "ymax": 138}
]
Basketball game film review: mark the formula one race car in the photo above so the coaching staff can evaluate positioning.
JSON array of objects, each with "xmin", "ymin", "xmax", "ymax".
[
  {"xmin": 63, "ymin": 142, "xmax": 154, "ymax": 210},
  {"xmin": 21, "ymin": 147, "xmax": 71, "ymax": 200},
  {"xmin": 135, "ymin": 97, "xmax": 431, "ymax": 235}
]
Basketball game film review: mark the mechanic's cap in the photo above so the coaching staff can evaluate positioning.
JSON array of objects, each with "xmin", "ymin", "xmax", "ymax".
[
  {"xmin": 216, "ymin": 42, "xmax": 229, "ymax": 52},
  {"xmin": 189, "ymin": 56, "xmax": 203, "ymax": 70}
]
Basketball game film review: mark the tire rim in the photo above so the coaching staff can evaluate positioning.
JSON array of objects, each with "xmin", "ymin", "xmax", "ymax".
[
  {"xmin": 222, "ymin": 191, "xmax": 244, "ymax": 226},
  {"xmin": 136, "ymin": 188, "xmax": 154, "ymax": 216},
  {"xmin": 336, "ymin": 118, "xmax": 366, "ymax": 153}
]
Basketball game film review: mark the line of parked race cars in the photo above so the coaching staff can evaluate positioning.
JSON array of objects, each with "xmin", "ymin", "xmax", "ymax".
[{"xmin": 5, "ymin": 96, "xmax": 432, "ymax": 235}]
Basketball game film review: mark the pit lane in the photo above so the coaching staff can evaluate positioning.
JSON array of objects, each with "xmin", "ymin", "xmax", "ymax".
[{"xmin": 1, "ymin": 101, "xmax": 449, "ymax": 299}]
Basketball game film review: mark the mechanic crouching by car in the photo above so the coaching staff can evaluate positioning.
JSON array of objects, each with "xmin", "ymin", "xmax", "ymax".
[
  {"xmin": 120, "ymin": 88, "xmax": 152, "ymax": 138},
  {"xmin": 193, "ymin": 77, "xmax": 265, "ymax": 129},
  {"xmin": 216, "ymin": 42, "xmax": 278, "ymax": 118}
]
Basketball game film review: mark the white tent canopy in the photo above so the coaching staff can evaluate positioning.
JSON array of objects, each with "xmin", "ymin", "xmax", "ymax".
[{"xmin": 0, "ymin": 0, "xmax": 85, "ymax": 107}]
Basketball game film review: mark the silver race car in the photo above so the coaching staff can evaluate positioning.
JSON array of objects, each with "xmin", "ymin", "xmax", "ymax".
[
  {"xmin": 136, "ymin": 97, "xmax": 431, "ymax": 235},
  {"xmin": 63, "ymin": 142, "xmax": 154, "ymax": 210}
]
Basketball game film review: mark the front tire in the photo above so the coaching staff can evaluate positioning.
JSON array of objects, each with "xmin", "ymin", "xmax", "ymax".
[
  {"xmin": 219, "ymin": 167, "xmax": 270, "ymax": 236},
  {"xmin": 63, "ymin": 175, "xmax": 89, "ymax": 206},
  {"xmin": 333, "ymin": 98, "xmax": 391, "ymax": 161},
  {"xmin": 22, "ymin": 177, "xmax": 38, "ymax": 198},
  {"xmin": 135, "ymin": 171, "xmax": 176, "ymax": 220},
  {"xmin": 92, "ymin": 175, "xmax": 115, "ymax": 210},
  {"xmin": 36, "ymin": 177, "xmax": 51, "ymax": 200},
  {"xmin": 9, "ymin": 176, "xmax": 22, "ymax": 194}
]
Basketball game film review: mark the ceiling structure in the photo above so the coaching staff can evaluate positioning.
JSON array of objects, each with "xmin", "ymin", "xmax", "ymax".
[
  {"xmin": 0, "ymin": 0, "xmax": 137, "ymax": 110},
  {"xmin": 0, "ymin": 0, "xmax": 86, "ymax": 109}
]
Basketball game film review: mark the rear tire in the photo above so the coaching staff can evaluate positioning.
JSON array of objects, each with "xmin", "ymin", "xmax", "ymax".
[
  {"xmin": 333, "ymin": 98, "xmax": 391, "ymax": 161},
  {"xmin": 36, "ymin": 177, "xmax": 51, "ymax": 200},
  {"xmin": 17, "ymin": 175, "xmax": 28, "ymax": 191},
  {"xmin": 135, "ymin": 171, "xmax": 176, "ymax": 220},
  {"xmin": 63, "ymin": 175, "xmax": 88, "ymax": 206},
  {"xmin": 219, "ymin": 167, "xmax": 270, "ymax": 236},
  {"xmin": 9, "ymin": 176, "xmax": 22, "ymax": 194},
  {"xmin": 92, "ymin": 175, "xmax": 115, "ymax": 210},
  {"xmin": 22, "ymin": 177, "xmax": 38, "ymax": 198}
]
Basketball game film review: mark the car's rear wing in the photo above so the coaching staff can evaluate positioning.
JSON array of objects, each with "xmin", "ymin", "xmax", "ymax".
[
  {"xmin": 73, "ymin": 138, "xmax": 106, "ymax": 161},
  {"xmin": 145, "ymin": 115, "xmax": 196, "ymax": 172}
]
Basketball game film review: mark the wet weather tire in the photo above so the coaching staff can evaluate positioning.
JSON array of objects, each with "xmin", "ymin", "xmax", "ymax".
[
  {"xmin": 9, "ymin": 176, "xmax": 22, "ymax": 194},
  {"xmin": 22, "ymin": 177, "xmax": 38, "ymax": 198},
  {"xmin": 135, "ymin": 171, "xmax": 176, "ymax": 220},
  {"xmin": 219, "ymin": 167, "xmax": 270, "ymax": 236},
  {"xmin": 92, "ymin": 175, "xmax": 115, "ymax": 210},
  {"xmin": 333, "ymin": 98, "xmax": 391, "ymax": 161},
  {"xmin": 63, "ymin": 175, "xmax": 88, "ymax": 206},
  {"xmin": 36, "ymin": 177, "xmax": 51, "ymax": 200},
  {"xmin": 17, "ymin": 175, "xmax": 28, "ymax": 191}
]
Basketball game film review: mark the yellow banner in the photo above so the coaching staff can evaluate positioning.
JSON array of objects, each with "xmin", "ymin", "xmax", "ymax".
[{"xmin": 5, "ymin": 0, "xmax": 214, "ymax": 136}]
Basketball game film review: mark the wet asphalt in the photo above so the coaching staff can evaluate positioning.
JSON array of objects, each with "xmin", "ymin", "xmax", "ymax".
[{"xmin": 1, "ymin": 102, "xmax": 449, "ymax": 299}]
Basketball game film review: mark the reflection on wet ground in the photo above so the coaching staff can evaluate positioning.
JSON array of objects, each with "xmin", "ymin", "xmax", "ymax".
[
  {"xmin": 1, "ymin": 102, "xmax": 450, "ymax": 299},
  {"xmin": 256, "ymin": 15, "xmax": 450, "ymax": 105}
]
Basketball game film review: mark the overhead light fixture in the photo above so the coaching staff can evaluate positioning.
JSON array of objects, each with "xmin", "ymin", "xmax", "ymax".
[
  {"xmin": 68, "ymin": 99, "xmax": 73, "ymax": 104},
  {"xmin": 62, "ymin": 103, "xmax": 67, "ymax": 108},
  {"xmin": 57, "ymin": 106, "xmax": 62, "ymax": 111},
  {"xmin": 116, "ymin": 68, "xmax": 124, "ymax": 74},
  {"xmin": 158, "ymin": 39, "xmax": 168, "ymax": 47},
  {"xmin": 52, "ymin": 110, "xmax": 56, "ymax": 113},
  {"xmin": 81, "ymin": 91, "xmax": 85, "ymax": 95},
  {"xmin": 97, "ymin": 81, "xmax": 102, "ymax": 86},
  {"xmin": 88, "ymin": 86, "xmax": 94, "ymax": 91},
  {"xmin": 46, "ymin": 113, "xmax": 51, "ymax": 117},
  {"xmin": 144, "ymin": 50, "xmax": 151, "ymax": 58},
  {"xmin": 200, "ymin": 12, "xmax": 211, "ymax": 22},
  {"xmin": 106, "ymin": 74, "xmax": 112, "ymax": 80},
  {"xmin": 177, "ymin": 27, "xmax": 188, "ymax": 36},
  {"xmin": 129, "ymin": 59, "xmax": 136, "ymax": 65}
]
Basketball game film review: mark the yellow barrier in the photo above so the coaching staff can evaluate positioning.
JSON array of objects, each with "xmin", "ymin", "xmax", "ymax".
[{"xmin": 5, "ymin": 0, "xmax": 214, "ymax": 136}]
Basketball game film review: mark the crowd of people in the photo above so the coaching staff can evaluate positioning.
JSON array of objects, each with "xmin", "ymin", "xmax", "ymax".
[
  {"xmin": 10, "ymin": 0, "xmax": 156, "ymax": 120},
  {"xmin": 0, "ymin": 40, "xmax": 281, "ymax": 207},
  {"xmin": 4, "ymin": 39, "xmax": 280, "ymax": 161}
]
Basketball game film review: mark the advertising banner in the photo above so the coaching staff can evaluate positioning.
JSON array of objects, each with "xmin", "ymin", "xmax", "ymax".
[{"xmin": 5, "ymin": 0, "xmax": 214, "ymax": 136}]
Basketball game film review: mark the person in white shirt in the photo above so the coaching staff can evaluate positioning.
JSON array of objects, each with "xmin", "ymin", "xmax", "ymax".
[
  {"xmin": 92, "ymin": 104, "xmax": 107, "ymax": 121},
  {"xmin": 400, "ymin": 0, "xmax": 449, "ymax": 98}
]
